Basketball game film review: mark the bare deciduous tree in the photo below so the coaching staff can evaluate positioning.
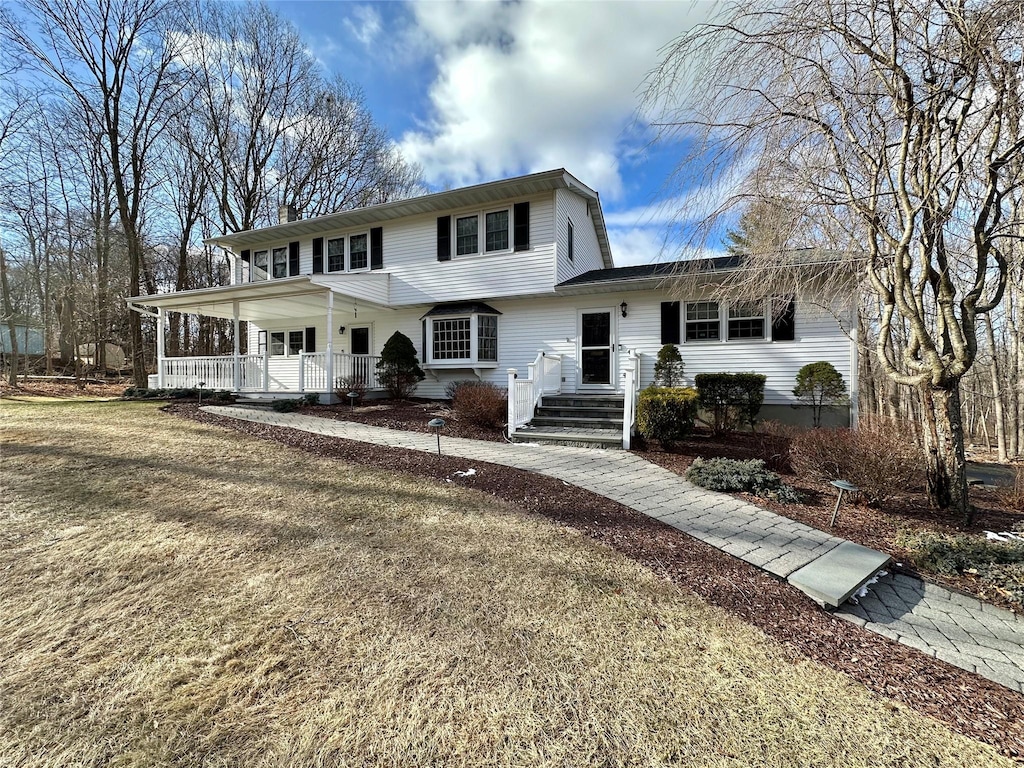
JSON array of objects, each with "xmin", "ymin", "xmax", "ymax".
[
  {"xmin": 2, "ymin": 0, "xmax": 188, "ymax": 386},
  {"xmin": 646, "ymin": 0, "xmax": 1024, "ymax": 521}
]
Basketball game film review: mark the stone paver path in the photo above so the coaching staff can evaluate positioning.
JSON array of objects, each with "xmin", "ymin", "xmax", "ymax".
[{"xmin": 204, "ymin": 405, "xmax": 1024, "ymax": 693}]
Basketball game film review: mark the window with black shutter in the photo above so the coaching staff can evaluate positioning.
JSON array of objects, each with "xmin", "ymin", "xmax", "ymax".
[
  {"xmin": 771, "ymin": 298, "xmax": 796, "ymax": 341},
  {"xmin": 304, "ymin": 326, "xmax": 316, "ymax": 353},
  {"xmin": 370, "ymin": 227, "xmax": 383, "ymax": 270},
  {"xmin": 660, "ymin": 301, "xmax": 680, "ymax": 345},
  {"xmin": 437, "ymin": 216, "xmax": 451, "ymax": 261},
  {"xmin": 288, "ymin": 241, "xmax": 300, "ymax": 276},
  {"xmin": 240, "ymin": 249, "xmax": 251, "ymax": 283},
  {"xmin": 513, "ymin": 202, "xmax": 530, "ymax": 251},
  {"xmin": 312, "ymin": 238, "xmax": 323, "ymax": 274}
]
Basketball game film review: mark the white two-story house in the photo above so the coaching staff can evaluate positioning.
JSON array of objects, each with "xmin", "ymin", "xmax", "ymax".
[{"xmin": 129, "ymin": 169, "xmax": 857, "ymax": 438}]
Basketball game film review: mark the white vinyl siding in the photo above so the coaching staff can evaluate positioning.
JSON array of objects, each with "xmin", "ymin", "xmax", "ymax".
[{"xmin": 554, "ymin": 188, "xmax": 603, "ymax": 283}]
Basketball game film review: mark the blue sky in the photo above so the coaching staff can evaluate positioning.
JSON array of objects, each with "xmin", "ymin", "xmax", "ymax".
[{"xmin": 267, "ymin": 0, "xmax": 725, "ymax": 266}]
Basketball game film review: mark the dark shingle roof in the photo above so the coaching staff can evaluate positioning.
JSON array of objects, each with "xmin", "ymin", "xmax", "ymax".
[{"xmin": 556, "ymin": 255, "xmax": 742, "ymax": 288}]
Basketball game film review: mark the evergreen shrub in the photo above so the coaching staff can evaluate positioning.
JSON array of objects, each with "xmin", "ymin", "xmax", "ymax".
[
  {"xmin": 685, "ymin": 457, "xmax": 800, "ymax": 502},
  {"xmin": 376, "ymin": 331, "xmax": 425, "ymax": 399},
  {"xmin": 636, "ymin": 386, "xmax": 698, "ymax": 442},
  {"xmin": 694, "ymin": 372, "xmax": 766, "ymax": 433}
]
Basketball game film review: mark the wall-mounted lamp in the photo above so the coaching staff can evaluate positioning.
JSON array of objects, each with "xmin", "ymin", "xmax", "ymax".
[
  {"xmin": 338, "ymin": 326, "xmax": 346, "ymax": 335},
  {"xmin": 620, "ymin": 301, "xmax": 628, "ymax": 318}
]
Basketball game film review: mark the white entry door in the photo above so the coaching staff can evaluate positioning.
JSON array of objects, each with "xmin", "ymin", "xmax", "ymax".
[{"xmin": 578, "ymin": 309, "xmax": 616, "ymax": 391}]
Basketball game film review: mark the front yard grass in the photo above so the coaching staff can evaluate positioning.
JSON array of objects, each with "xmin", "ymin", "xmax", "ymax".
[{"xmin": 0, "ymin": 400, "xmax": 1014, "ymax": 767}]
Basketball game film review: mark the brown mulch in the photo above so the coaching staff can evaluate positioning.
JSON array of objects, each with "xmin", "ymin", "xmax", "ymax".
[
  {"xmin": 299, "ymin": 399, "xmax": 506, "ymax": 442},
  {"xmin": 169, "ymin": 402, "xmax": 1024, "ymax": 761}
]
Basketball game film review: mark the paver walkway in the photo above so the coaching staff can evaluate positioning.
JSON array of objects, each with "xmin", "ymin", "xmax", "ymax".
[{"xmin": 204, "ymin": 405, "xmax": 1024, "ymax": 693}]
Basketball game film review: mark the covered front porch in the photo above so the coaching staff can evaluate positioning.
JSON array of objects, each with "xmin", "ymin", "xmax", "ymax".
[{"xmin": 129, "ymin": 274, "xmax": 391, "ymax": 400}]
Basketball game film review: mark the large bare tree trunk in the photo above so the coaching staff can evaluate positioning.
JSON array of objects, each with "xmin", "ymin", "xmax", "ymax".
[{"xmin": 920, "ymin": 384, "xmax": 972, "ymax": 521}]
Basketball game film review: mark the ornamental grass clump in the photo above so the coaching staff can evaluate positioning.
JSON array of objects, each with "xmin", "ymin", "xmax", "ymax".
[
  {"xmin": 685, "ymin": 457, "xmax": 801, "ymax": 503},
  {"xmin": 636, "ymin": 386, "xmax": 698, "ymax": 442}
]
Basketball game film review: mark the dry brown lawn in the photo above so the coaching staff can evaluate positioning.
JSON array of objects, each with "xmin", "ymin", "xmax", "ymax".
[{"xmin": 0, "ymin": 399, "xmax": 1013, "ymax": 767}]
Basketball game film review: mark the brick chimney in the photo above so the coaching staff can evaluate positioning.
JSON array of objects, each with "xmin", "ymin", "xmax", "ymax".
[{"xmin": 278, "ymin": 204, "xmax": 300, "ymax": 224}]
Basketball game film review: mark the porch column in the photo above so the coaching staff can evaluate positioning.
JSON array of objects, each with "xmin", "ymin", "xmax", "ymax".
[
  {"xmin": 232, "ymin": 300, "xmax": 240, "ymax": 391},
  {"xmin": 325, "ymin": 291, "xmax": 335, "ymax": 396},
  {"xmin": 156, "ymin": 307, "xmax": 166, "ymax": 388}
]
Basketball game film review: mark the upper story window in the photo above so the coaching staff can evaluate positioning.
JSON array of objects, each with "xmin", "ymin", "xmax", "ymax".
[
  {"xmin": 421, "ymin": 303, "xmax": 501, "ymax": 366},
  {"xmin": 327, "ymin": 237, "xmax": 344, "ymax": 272},
  {"xmin": 253, "ymin": 250, "xmax": 269, "ymax": 281},
  {"xmin": 485, "ymin": 210, "xmax": 509, "ymax": 252},
  {"xmin": 325, "ymin": 233, "xmax": 370, "ymax": 272},
  {"xmin": 350, "ymin": 233, "xmax": 369, "ymax": 270},
  {"xmin": 438, "ymin": 203, "xmax": 528, "ymax": 261},
  {"xmin": 272, "ymin": 247, "xmax": 288, "ymax": 279},
  {"xmin": 456, "ymin": 215, "xmax": 478, "ymax": 256}
]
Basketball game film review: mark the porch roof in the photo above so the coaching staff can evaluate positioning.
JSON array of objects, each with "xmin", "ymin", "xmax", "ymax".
[{"xmin": 127, "ymin": 273, "xmax": 390, "ymax": 322}]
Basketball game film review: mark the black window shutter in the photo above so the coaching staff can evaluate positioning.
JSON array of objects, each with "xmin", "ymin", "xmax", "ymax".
[
  {"xmin": 772, "ymin": 298, "xmax": 796, "ymax": 341},
  {"xmin": 437, "ymin": 216, "xmax": 451, "ymax": 261},
  {"xmin": 304, "ymin": 326, "xmax": 316, "ymax": 353},
  {"xmin": 288, "ymin": 241, "xmax": 300, "ymax": 276},
  {"xmin": 513, "ymin": 202, "xmax": 530, "ymax": 251},
  {"xmin": 422, "ymin": 321, "xmax": 428, "ymax": 362},
  {"xmin": 660, "ymin": 301, "xmax": 681, "ymax": 345},
  {"xmin": 312, "ymin": 237, "xmax": 323, "ymax": 274},
  {"xmin": 370, "ymin": 227, "xmax": 383, "ymax": 270}
]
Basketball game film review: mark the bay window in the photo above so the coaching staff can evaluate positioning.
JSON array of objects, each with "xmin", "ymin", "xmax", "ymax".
[{"xmin": 421, "ymin": 303, "xmax": 501, "ymax": 367}]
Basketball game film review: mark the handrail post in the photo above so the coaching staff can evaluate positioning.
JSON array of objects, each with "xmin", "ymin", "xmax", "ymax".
[
  {"xmin": 262, "ymin": 351, "xmax": 269, "ymax": 392},
  {"xmin": 298, "ymin": 351, "xmax": 305, "ymax": 392},
  {"xmin": 507, "ymin": 368, "xmax": 517, "ymax": 436},
  {"xmin": 622, "ymin": 364, "xmax": 635, "ymax": 450}
]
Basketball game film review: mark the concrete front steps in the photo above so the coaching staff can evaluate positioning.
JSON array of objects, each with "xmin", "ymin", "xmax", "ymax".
[{"xmin": 513, "ymin": 394, "xmax": 625, "ymax": 448}]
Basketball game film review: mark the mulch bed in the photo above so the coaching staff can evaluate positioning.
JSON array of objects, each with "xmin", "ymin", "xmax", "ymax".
[
  {"xmin": 300, "ymin": 399, "xmax": 506, "ymax": 442},
  {"xmin": 170, "ymin": 402, "xmax": 1024, "ymax": 760}
]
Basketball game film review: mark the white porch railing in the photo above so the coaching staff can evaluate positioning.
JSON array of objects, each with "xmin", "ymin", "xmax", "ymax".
[
  {"xmin": 159, "ymin": 352, "xmax": 382, "ymax": 394},
  {"xmin": 507, "ymin": 352, "xmax": 562, "ymax": 434},
  {"xmin": 621, "ymin": 350, "xmax": 641, "ymax": 449}
]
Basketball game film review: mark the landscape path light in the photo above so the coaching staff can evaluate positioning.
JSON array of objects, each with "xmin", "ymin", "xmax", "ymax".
[{"xmin": 428, "ymin": 417, "xmax": 445, "ymax": 455}]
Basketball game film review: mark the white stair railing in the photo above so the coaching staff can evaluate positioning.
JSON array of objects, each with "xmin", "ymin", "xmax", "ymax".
[
  {"xmin": 508, "ymin": 352, "xmax": 561, "ymax": 436},
  {"xmin": 621, "ymin": 350, "xmax": 641, "ymax": 449}
]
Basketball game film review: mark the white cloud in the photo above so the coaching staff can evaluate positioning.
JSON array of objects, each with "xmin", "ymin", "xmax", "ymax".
[
  {"xmin": 343, "ymin": 5, "xmax": 383, "ymax": 49},
  {"xmin": 397, "ymin": 0, "xmax": 715, "ymax": 199}
]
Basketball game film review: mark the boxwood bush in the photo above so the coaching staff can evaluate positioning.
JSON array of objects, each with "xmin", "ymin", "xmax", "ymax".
[
  {"xmin": 685, "ymin": 457, "xmax": 801, "ymax": 503},
  {"xmin": 636, "ymin": 386, "xmax": 698, "ymax": 442}
]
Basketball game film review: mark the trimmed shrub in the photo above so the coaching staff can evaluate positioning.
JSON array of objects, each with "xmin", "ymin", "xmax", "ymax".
[
  {"xmin": 300, "ymin": 393, "xmax": 320, "ymax": 406},
  {"xmin": 376, "ymin": 331, "xmax": 424, "ymax": 399},
  {"xmin": 793, "ymin": 361, "xmax": 848, "ymax": 427},
  {"xmin": 451, "ymin": 381, "xmax": 507, "ymax": 429},
  {"xmin": 636, "ymin": 386, "xmax": 698, "ymax": 442},
  {"xmin": 685, "ymin": 457, "xmax": 800, "ymax": 503},
  {"xmin": 653, "ymin": 344, "xmax": 686, "ymax": 387},
  {"xmin": 271, "ymin": 398, "xmax": 301, "ymax": 412},
  {"xmin": 790, "ymin": 417, "xmax": 921, "ymax": 506},
  {"xmin": 694, "ymin": 372, "xmax": 766, "ymax": 434}
]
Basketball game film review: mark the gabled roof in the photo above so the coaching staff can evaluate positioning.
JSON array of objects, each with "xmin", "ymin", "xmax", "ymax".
[{"xmin": 206, "ymin": 168, "xmax": 614, "ymax": 269}]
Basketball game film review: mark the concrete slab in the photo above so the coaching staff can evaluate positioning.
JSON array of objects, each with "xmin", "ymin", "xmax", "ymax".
[{"xmin": 787, "ymin": 541, "xmax": 892, "ymax": 608}]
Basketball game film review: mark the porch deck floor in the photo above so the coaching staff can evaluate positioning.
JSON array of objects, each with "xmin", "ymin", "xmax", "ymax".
[{"xmin": 203, "ymin": 405, "xmax": 1024, "ymax": 695}]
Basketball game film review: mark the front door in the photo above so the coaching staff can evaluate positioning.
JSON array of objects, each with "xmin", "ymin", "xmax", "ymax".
[{"xmin": 578, "ymin": 309, "xmax": 615, "ymax": 390}]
